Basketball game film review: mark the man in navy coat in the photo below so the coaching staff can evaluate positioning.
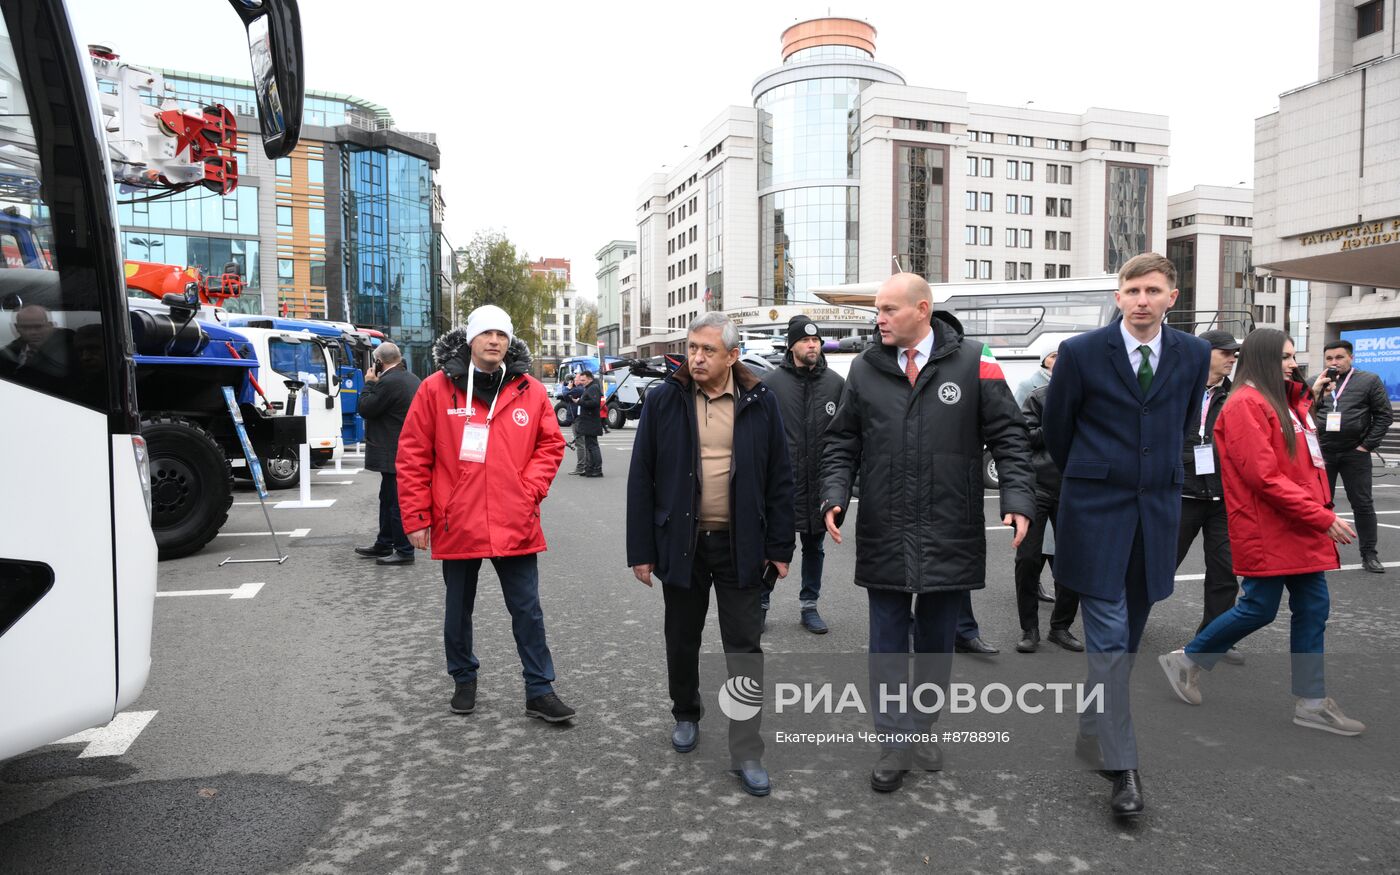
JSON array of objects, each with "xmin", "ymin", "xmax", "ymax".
[{"xmin": 1042, "ymin": 253, "xmax": 1210, "ymax": 818}]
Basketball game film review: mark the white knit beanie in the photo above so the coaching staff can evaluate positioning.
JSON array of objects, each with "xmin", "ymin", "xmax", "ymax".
[{"xmin": 465, "ymin": 304, "xmax": 514, "ymax": 346}]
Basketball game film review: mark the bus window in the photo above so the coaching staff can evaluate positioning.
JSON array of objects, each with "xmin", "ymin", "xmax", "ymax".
[{"xmin": 268, "ymin": 337, "xmax": 328, "ymax": 392}]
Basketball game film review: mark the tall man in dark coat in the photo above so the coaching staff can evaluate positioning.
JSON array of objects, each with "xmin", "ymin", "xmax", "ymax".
[
  {"xmin": 821, "ymin": 272, "xmax": 1035, "ymax": 794},
  {"xmin": 1175, "ymin": 329, "xmax": 1242, "ymax": 652},
  {"xmin": 574, "ymin": 370, "xmax": 604, "ymax": 477},
  {"xmin": 760, "ymin": 315, "xmax": 845, "ymax": 634},
  {"xmin": 354, "ymin": 342, "xmax": 423, "ymax": 565},
  {"xmin": 1311, "ymin": 338, "xmax": 1394, "ymax": 573},
  {"xmin": 627, "ymin": 312, "xmax": 795, "ymax": 797},
  {"xmin": 1042, "ymin": 252, "xmax": 1211, "ymax": 818}
]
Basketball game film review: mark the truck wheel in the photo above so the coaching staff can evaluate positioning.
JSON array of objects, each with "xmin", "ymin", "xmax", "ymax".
[
  {"xmin": 142, "ymin": 415, "xmax": 232, "ymax": 561},
  {"xmin": 554, "ymin": 402, "xmax": 574, "ymax": 427},
  {"xmin": 260, "ymin": 449, "xmax": 300, "ymax": 490},
  {"xmin": 606, "ymin": 406, "xmax": 626, "ymax": 430},
  {"xmin": 983, "ymin": 451, "xmax": 1000, "ymax": 489}
]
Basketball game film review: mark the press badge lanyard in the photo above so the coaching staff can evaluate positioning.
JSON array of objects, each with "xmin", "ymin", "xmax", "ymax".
[
  {"xmin": 459, "ymin": 365, "xmax": 504, "ymax": 464},
  {"xmin": 1326, "ymin": 370, "xmax": 1353, "ymax": 433},
  {"xmin": 1193, "ymin": 386, "xmax": 1217, "ymax": 475},
  {"xmin": 1289, "ymin": 409, "xmax": 1325, "ymax": 469}
]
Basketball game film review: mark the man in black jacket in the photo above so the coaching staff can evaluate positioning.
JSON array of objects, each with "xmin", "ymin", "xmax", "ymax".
[
  {"xmin": 760, "ymin": 315, "xmax": 845, "ymax": 634},
  {"xmin": 354, "ymin": 342, "xmax": 423, "ymax": 566},
  {"xmin": 561, "ymin": 374, "xmax": 586, "ymax": 475},
  {"xmin": 575, "ymin": 370, "xmax": 604, "ymax": 477},
  {"xmin": 1013, "ymin": 383, "xmax": 1082, "ymax": 653},
  {"xmin": 1312, "ymin": 339, "xmax": 1394, "ymax": 573},
  {"xmin": 821, "ymin": 273, "xmax": 1035, "ymax": 794},
  {"xmin": 1175, "ymin": 330, "xmax": 1243, "ymax": 648}
]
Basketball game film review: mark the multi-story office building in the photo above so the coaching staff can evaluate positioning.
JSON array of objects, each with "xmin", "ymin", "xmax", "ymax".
[
  {"xmin": 529, "ymin": 257, "xmax": 578, "ymax": 369},
  {"xmin": 627, "ymin": 18, "xmax": 1169, "ymax": 356},
  {"xmin": 617, "ymin": 252, "xmax": 639, "ymax": 351},
  {"xmin": 1166, "ymin": 185, "xmax": 1271, "ymax": 331},
  {"xmin": 112, "ymin": 65, "xmax": 445, "ymax": 372},
  {"xmin": 1253, "ymin": 0, "xmax": 1399, "ymax": 367},
  {"xmin": 594, "ymin": 240, "xmax": 636, "ymax": 356}
]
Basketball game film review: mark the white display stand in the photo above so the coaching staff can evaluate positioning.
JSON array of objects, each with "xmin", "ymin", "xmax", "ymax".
[{"xmin": 275, "ymin": 443, "xmax": 336, "ymax": 509}]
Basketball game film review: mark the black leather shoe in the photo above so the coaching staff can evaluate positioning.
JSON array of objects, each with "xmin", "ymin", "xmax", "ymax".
[
  {"xmin": 1074, "ymin": 733, "xmax": 1105, "ymax": 772},
  {"xmin": 801, "ymin": 607, "xmax": 829, "ymax": 634},
  {"xmin": 672, "ymin": 720, "xmax": 699, "ymax": 753},
  {"xmin": 870, "ymin": 748, "xmax": 911, "ymax": 793},
  {"xmin": 1047, "ymin": 628, "xmax": 1085, "ymax": 652},
  {"xmin": 376, "ymin": 552, "xmax": 414, "ymax": 565},
  {"xmin": 732, "ymin": 760, "xmax": 771, "ymax": 796},
  {"xmin": 913, "ymin": 741, "xmax": 943, "ymax": 772},
  {"xmin": 567, "ymin": 470, "xmax": 583, "ymax": 475},
  {"xmin": 955, "ymin": 636, "xmax": 999, "ymax": 655},
  {"xmin": 449, "ymin": 679, "xmax": 476, "ymax": 714},
  {"xmin": 525, "ymin": 692, "xmax": 577, "ymax": 723},
  {"xmin": 1016, "ymin": 629, "xmax": 1040, "ymax": 653},
  {"xmin": 584, "ymin": 472, "xmax": 604, "ymax": 478},
  {"xmin": 1363, "ymin": 556, "xmax": 1386, "ymax": 573},
  {"xmin": 1109, "ymin": 769, "xmax": 1145, "ymax": 817},
  {"xmin": 355, "ymin": 545, "xmax": 391, "ymax": 558}
]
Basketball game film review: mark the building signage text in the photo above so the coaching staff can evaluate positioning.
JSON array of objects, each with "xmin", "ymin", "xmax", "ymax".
[{"xmin": 1299, "ymin": 219, "xmax": 1400, "ymax": 252}]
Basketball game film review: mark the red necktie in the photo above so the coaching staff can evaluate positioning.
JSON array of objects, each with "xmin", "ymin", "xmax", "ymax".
[{"xmin": 905, "ymin": 349, "xmax": 919, "ymax": 386}]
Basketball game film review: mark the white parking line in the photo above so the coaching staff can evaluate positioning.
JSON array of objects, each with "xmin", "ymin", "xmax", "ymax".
[
  {"xmin": 53, "ymin": 710, "xmax": 157, "ymax": 758},
  {"xmin": 319, "ymin": 469, "xmax": 362, "ymax": 476},
  {"xmin": 158, "ymin": 582, "xmax": 264, "ymax": 600},
  {"xmin": 215, "ymin": 528, "xmax": 310, "ymax": 538}
]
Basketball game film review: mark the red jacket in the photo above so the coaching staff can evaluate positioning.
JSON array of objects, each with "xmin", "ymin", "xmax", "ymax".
[
  {"xmin": 1213, "ymin": 381, "xmax": 1339, "ymax": 577},
  {"xmin": 397, "ymin": 368, "xmax": 565, "ymax": 560}
]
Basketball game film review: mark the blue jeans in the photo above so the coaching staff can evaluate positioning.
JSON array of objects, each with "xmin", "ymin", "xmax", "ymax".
[
  {"xmin": 760, "ymin": 530, "xmax": 825, "ymax": 609},
  {"xmin": 443, "ymin": 555, "xmax": 557, "ymax": 699},
  {"xmin": 1185, "ymin": 572, "xmax": 1329, "ymax": 698}
]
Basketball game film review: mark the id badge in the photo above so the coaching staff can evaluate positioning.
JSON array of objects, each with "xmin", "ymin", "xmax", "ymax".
[
  {"xmin": 1304, "ymin": 430, "xmax": 1324, "ymax": 469},
  {"xmin": 1193, "ymin": 443, "xmax": 1216, "ymax": 475},
  {"xmin": 1326, "ymin": 412, "xmax": 1342, "ymax": 432},
  {"xmin": 459, "ymin": 422, "xmax": 490, "ymax": 463}
]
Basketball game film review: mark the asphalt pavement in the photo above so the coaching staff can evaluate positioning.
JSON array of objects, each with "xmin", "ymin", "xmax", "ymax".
[{"xmin": 2, "ymin": 427, "xmax": 1399, "ymax": 873}]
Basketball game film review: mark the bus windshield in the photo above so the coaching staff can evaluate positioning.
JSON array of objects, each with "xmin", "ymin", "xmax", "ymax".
[{"xmin": 943, "ymin": 290, "xmax": 1116, "ymax": 348}]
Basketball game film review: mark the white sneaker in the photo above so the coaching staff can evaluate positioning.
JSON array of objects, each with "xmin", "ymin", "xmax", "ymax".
[
  {"xmin": 1158, "ymin": 649, "xmax": 1202, "ymax": 706},
  {"xmin": 1293, "ymin": 698, "xmax": 1366, "ymax": 736}
]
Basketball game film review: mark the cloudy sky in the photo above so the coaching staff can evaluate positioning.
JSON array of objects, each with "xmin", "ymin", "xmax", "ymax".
[{"xmin": 68, "ymin": 0, "xmax": 1320, "ymax": 301}]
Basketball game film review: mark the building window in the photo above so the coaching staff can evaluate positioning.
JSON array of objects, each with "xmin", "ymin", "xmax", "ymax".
[
  {"xmin": 965, "ymin": 225, "xmax": 978, "ymax": 245},
  {"xmin": 308, "ymin": 158, "xmax": 324, "ymax": 185},
  {"xmin": 1358, "ymin": 0, "xmax": 1384, "ymax": 37},
  {"xmin": 980, "ymin": 192, "xmax": 993, "ymax": 211},
  {"xmin": 979, "ymin": 132, "xmax": 993, "ymax": 143},
  {"xmin": 1019, "ymin": 228, "xmax": 1032, "ymax": 248},
  {"xmin": 1019, "ymin": 195, "xmax": 1032, "ymax": 215},
  {"xmin": 1059, "ymin": 264, "xmax": 1071, "ymax": 278},
  {"xmin": 977, "ymin": 226, "xmax": 990, "ymax": 246},
  {"xmin": 1005, "ymin": 228, "xmax": 1017, "ymax": 247},
  {"xmin": 1060, "ymin": 165, "xmax": 1073, "ymax": 184},
  {"xmin": 1006, "ymin": 160, "xmax": 1018, "ymax": 180},
  {"xmin": 978, "ymin": 260, "xmax": 991, "ymax": 279},
  {"xmin": 967, "ymin": 156, "xmax": 979, "ymax": 176},
  {"xmin": 981, "ymin": 157, "xmax": 993, "ymax": 177},
  {"xmin": 1106, "ymin": 163, "xmax": 1151, "ymax": 273},
  {"xmin": 1005, "ymin": 194, "xmax": 1017, "ymax": 214},
  {"xmin": 1059, "ymin": 231, "xmax": 1071, "ymax": 250},
  {"xmin": 1005, "ymin": 261, "xmax": 1017, "ymax": 281},
  {"xmin": 223, "ymin": 199, "xmax": 238, "ymax": 221},
  {"xmin": 1168, "ymin": 237, "xmax": 1197, "ymax": 316},
  {"xmin": 1047, "ymin": 164, "xmax": 1058, "ymax": 184},
  {"xmin": 276, "ymin": 205, "xmax": 292, "ymax": 227},
  {"xmin": 966, "ymin": 190, "xmax": 979, "ymax": 210},
  {"xmin": 277, "ymin": 258, "xmax": 293, "ymax": 280},
  {"xmin": 275, "ymin": 158, "xmax": 291, "ymax": 178},
  {"xmin": 964, "ymin": 259, "xmax": 977, "ymax": 279},
  {"xmin": 1045, "ymin": 230, "xmax": 1058, "ymax": 250},
  {"xmin": 1288, "ymin": 280, "xmax": 1310, "ymax": 351},
  {"xmin": 1019, "ymin": 262, "xmax": 1031, "ymax": 280},
  {"xmin": 1220, "ymin": 237, "xmax": 1253, "ymax": 317},
  {"xmin": 1020, "ymin": 161, "xmax": 1032, "ymax": 181},
  {"xmin": 1045, "ymin": 263, "xmax": 1057, "ymax": 279},
  {"xmin": 1060, "ymin": 199, "xmax": 1071, "ymax": 218},
  {"xmin": 1046, "ymin": 197, "xmax": 1058, "ymax": 218}
]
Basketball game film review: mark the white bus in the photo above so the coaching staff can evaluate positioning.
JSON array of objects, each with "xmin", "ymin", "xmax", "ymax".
[{"xmin": 0, "ymin": 0, "xmax": 304, "ymax": 761}]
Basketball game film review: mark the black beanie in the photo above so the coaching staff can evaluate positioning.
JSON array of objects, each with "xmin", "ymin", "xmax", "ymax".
[{"xmin": 787, "ymin": 315, "xmax": 822, "ymax": 348}]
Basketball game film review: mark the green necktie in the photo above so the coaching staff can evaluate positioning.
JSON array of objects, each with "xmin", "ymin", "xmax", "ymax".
[{"xmin": 1137, "ymin": 345, "xmax": 1154, "ymax": 393}]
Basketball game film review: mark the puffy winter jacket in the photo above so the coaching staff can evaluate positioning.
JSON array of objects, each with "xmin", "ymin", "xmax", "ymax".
[
  {"xmin": 397, "ymin": 330, "xmax": 565, "ymax": 560},
  {"xmin": 1021, "ymin": 383, "xmax": 1060, "ymax": 498},
  {"xmin": 1213, "ymin": 381, "xmax": 1338, "ymax": 577},
  {"xmin": 820, "ymin": 310, "xmax": 1036, "ymax": 593},
  {"xmin": 761, "ymin": 352, "xmax": 845, "ymax": 534},
  {"xmin": 1311, "ymin": 367, "xmax": 1393, "ymax": 453}
]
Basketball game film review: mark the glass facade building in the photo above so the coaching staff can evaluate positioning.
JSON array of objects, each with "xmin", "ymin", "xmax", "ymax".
[
  {"xmin": 1106, "ymin": 163, "xmax": 1151, "ymax": 274},
  {"xmin": 1219, "ymin": 237, "xmax": 1253, "ymax": 318},
  {"xmin": 894, "ymin": 144, "xmax": 946, "ymax": 281},
  {"xmin": 1167, "ymin": 237, "xmax": 1196, "ymax": 317}
]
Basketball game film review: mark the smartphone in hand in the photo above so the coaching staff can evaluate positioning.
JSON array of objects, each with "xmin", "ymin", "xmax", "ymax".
[{"xmin": 761, "ymin": 562, "xmax": 779, "ymax": 586}]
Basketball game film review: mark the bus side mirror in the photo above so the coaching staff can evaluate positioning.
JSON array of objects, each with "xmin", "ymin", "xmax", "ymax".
[{"xmin": 227, "ymin": 0, "xmax": 304, "ymax": 159}]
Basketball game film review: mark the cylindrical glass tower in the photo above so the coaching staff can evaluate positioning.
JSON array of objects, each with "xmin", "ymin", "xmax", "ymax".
[{"xmin": 753, "ymin": 19, "xmax": 904, "ymax": 305}]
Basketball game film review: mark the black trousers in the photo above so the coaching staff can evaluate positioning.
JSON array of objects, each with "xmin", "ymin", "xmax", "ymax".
[
  {"xmin": 580, "ymin": 434, "xmax": 602, "ymax": 475},
  {"xmin": 571, "ymin": 421, "xmax": 585, "ymax": 472},
  {"xmin": 1012, "ymin": 492, "xmax": 1078, "ymax": 633},
  {"xmin": 662, "ymin": 530, "xmax": 764, "ymax": 763},
  {"xmin": 1175, "ymin": 497, "xmax": 1238, "ymax": 632},
  {"xmin": 374, "ymin": 472, "xmax": 412, "ymax": 556},
  {"xmin": 1324, "ymin": 448, "xmax": 1378, "ymax": 558}
]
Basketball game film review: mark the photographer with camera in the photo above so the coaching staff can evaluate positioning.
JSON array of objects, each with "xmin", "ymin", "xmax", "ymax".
[{"xmin": 1311, "ymin": 340, "xmax": 1394, "ymax": 573}]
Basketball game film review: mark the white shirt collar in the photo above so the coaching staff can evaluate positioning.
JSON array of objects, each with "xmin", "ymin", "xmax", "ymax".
[
  {"xmin": 1119, "ymin": 318, "xmax": 1163, "ymax": 361},
  {"xmin": 904, "ymin": 327, "xmax": 935, "ymax": 367}
]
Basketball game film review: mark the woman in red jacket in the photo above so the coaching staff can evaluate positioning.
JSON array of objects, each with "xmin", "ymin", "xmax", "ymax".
[{"xmin": 1158, "ymin": 329, "xmax": 1366, "ymax": 736}]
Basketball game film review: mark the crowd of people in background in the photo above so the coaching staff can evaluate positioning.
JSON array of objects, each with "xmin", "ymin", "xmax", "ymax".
[{"xmin": 358, "ymin": 250, "xmax": 1388, "ymax": 819}]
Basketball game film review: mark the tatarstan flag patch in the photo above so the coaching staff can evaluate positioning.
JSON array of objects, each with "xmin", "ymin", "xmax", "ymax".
[{"xmin": 978, "ymin": 344, "xmax": 1004, "ymax": 380}]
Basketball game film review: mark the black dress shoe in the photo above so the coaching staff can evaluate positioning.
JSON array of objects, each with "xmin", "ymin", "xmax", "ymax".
[
  {"xmin": 376, "ymin": 552, "xmax": 415, "ymax": 565},
  {"xmin": 955, "ymin": 636, "xmax": 999, "ymax": 655},
  {"xmin": 672, "ymin": 720, "xmax": 699, "ymax": 753},
  {"xmin": 913, "ymin": 741, "xmax": 943, "ymax": 772},
  {"xmin": 1074, "ymin": 732, "xmax": 1105, "ymax": 771},
  {"xmin": 1109, "ymin": 769, "xmax": 1144, "ymax": 817},
  {"xmin": 870, "ymin": 748, "xmax": 911, "ymax": 793},
  {"xmin": 732, "ymin": 760, "xmax": 771, "ymax": 796},
  {"xmin": 355, "ymin": 545, "xmax": 392, "ymax": 558},
  {"xmin": 1047, "ymin": 628, "xmax": 1085, "ymax": 652},
  {"xmin": 1363, "ymin": 556, "xmax": 1386, "ymax": 573},
  {"xmin": 1016, "ymin": 629, "xmax": 1040, "ymax": 653}
]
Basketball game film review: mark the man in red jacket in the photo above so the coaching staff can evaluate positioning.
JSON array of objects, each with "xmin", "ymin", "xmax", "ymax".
[{"xmin": 398, "ymin": 305, "xmax": 575, "ymax": 723}]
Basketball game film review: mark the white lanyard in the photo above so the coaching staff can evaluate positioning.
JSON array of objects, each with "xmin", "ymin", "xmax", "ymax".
[
  {"xmin": 1198, "ymin": 386, "xmax": 1215, "ymax": 441},
  {"xmin": 1331, "ymin": 370, "xmax": 1354, "ymax": 404},
  {"xmin": 465, "ymin": 364, "xmax": 505, "ymax": 424}
]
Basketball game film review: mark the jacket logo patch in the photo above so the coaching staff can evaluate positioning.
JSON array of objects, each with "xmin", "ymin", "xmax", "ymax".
[
  {"xmin": 513, "ymin": 408, "xmax": 529, "ymax": 427},
  {"xmin": 825, "ymin": 401, "xmax": 836, "ymax": 416},
  {"xmin": 447, "ymin": 407, "xmax": 471, "ymax": 417},
  {"xmin": 937, "ymin": 383, "xmax": 962, "ymax": 405}
]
